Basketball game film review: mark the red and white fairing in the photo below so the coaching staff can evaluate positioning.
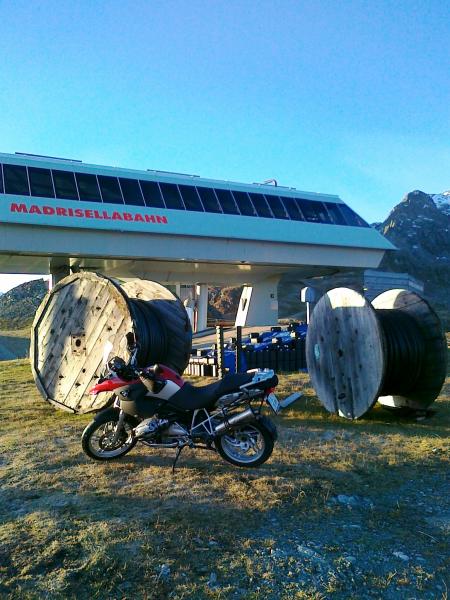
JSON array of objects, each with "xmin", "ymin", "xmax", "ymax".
[
  {"xmin": 89, "ymin": 364, "xmax": 185, "ymax": 399},
  {"xmin": 138, "ymin": 365, "xmax": 185, "ymax": 399}
]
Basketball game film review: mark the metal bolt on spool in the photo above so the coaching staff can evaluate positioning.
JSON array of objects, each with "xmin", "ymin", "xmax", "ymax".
[
  {"xmin": 305, "ymin": 288, "xmax": 447, "ymax": 419},
  {"xmin": 31, "ymin": 272, "xmax": 192, "ymax": 413}
]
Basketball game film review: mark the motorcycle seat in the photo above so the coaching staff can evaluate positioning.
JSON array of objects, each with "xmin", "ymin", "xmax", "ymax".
[{"xmin": 169, "ymin": 373, "xmax": 256, "ymax": 411}]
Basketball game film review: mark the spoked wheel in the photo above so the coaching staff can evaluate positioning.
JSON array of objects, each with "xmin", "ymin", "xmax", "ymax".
[
  {"xmin": 82, "ymin": 409, "xmax": 137, "ymax": 461},
  {"xmin": 216, "ymin": 420, "xmax": 274, "ymax": 467}
]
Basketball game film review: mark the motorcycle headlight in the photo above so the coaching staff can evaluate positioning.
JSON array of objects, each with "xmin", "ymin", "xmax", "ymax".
[{"xmin": 108, "ymin": 356, "xmax": 127, "ymax": 373}]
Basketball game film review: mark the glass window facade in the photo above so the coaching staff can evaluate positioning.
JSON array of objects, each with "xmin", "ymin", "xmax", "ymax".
[
  {"xmin": 76, "ymin": 173, "xmax": 102, "ymax": 202},
  {"xmin": 214, "ymin": 189, "xmax": 239, "ymax": 214},
  {"xmin": 281, "ymin": 196, "xmax": 304, "ymax": 221},
  {"xmin": 232, "ymin": 191, "xmax": 256, "ymax": 216},
  {"xmin": 338, "ymin": 205, "xmax": 369, "ymax": 227},
  {"xmin": 249, "ymin": 193, "xmax": 272, "ymax": 218},
  {"xmin": 197, "ymin": 187, "xmax": 222, "ymax": 213},
  {"xmin": 0, "ymin": 161, "xmax": 370, "ymax": 228},
  {"xmin": 28, "ymin": 167, "xmax": 55, "ymax": 198},
  {"xmin": 297, "ymin": 199, "xmax": 332, "ymax": 223},
  {"xmin": 324, "ymin": 202, "xmax": 346, "ymax": 225},
  {"xmin": 178, "ymin": 185, "xmax": 204, "ymax": 212},
  {"xmin": 98, "ymin": 175, "xmax": 123, "ymax": 204},
  {"xmin": 53, "ymin": 170, "xmax": 79, "ymax": 200},
  {"xmin": 3, "ymin": 164, "xmax": 30, "ymax": 196},
  {"xmin": 159, "ymin": 182, "xmax": 184, "ymax": 210},
  {"xmin": 140, "ymin": 180, "xmax": 165, "ymax": 208},
  {"xmin": 265, "ymin": 195, "xmax": 288, "ymax": 219},
  {"xmin": 119, "ymin": 178, "xmax": 145, "ymax": 206}
]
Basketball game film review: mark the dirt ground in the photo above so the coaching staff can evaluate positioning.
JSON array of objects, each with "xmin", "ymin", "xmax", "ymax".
[{"xmin": 0, "ymin": 360, "xmax": 448, "ymax": 599}]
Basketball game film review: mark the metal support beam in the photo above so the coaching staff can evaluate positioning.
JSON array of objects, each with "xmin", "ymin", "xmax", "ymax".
[
  {"xmin": 235, "ymin": 326, "xmax": 243, "ymax": 373},
  {"xmin": 195, "ymin": 283, "xmax": 208, "ymax": 332},
  {"xmin": 216, "ymin": 325, "xmax": 225, "ymax": 379}
]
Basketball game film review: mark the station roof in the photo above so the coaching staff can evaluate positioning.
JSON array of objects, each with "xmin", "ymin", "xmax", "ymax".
[{"xmin": 0, "ymin": 152, "xmax": 394, "ymax": 284}]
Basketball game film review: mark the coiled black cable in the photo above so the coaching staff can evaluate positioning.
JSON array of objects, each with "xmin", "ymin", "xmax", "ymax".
[
  {"xmin": 129, "ymin": 299, "xmax": 168, "ymax": 366},
  {"xmin": 377, "ymin": 309, "xmax": 425, "ymax": 396}
]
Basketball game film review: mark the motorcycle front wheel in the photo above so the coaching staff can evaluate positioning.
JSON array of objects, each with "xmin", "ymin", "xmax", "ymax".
[
  {"xmin": 82, "ymin": 409, "xmax": 137, "ymax": 461},
  {"xmin": 215, "ymin": 420, "xmax": 274, "ymax": 467}
]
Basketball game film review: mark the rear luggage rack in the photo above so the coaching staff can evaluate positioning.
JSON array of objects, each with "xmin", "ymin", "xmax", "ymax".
[{"xmin": 240, "ymin": 369, "xmax": 275, "ymax": 389}]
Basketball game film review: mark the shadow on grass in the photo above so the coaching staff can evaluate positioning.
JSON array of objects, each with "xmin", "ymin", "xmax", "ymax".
[
  {"xmin": 0, "ymin": 485, "xmax": 257, "ymax": 599},
  {"xmin": 278, "ymin": 390, "xmax": 450, "ymax": 434},
  {"xmin": 0, "ymin": 484, "xmax": 244, "ymax": 522}
]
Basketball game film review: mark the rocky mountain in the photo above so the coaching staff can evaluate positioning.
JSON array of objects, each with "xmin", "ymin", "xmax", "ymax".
[
  {"xmin": 209, "ymin": 190, "xmax": 450, "ymax": 326},
  {"xmin": 0, "ymin": 279, "xmax": 48, "ymax": 330},
  {"xmin": 374, "ymin": 190, "xmax": 449, "ymax": 321},
  {"xmin": 432, "ymin": 191, "xmax": 450, "ymax": 216}
]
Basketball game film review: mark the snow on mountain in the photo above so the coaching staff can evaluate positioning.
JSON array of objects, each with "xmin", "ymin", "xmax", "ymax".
[{"xmin": 432, "ymin": 191, "xmax": 450, "ymax": 216}]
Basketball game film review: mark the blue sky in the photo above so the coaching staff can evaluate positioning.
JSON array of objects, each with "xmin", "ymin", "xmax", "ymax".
[{"xmin": 0, "ymin": 0, "xmax": 449, "ymax": 291}]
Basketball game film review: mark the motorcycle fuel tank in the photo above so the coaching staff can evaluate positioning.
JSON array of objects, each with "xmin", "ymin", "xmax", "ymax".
[{"xmin": 119, "ymin": 383, "xmax": 164, "ymax": 418}]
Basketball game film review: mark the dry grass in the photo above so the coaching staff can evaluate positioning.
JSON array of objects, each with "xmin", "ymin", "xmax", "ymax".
[{"xmin": 0, "ymin": 359, "xmax": 449, "ymax": 599}]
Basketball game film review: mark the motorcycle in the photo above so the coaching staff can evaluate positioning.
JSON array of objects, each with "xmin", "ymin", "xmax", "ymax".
[{"xmin": 81, "ymin": 334, "xmax": 302, "ymax": 470}]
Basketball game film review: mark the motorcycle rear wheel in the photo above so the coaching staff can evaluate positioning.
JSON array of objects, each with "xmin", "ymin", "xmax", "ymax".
[
  {"xmin": 82, "ymin": 410, "xmax": 137, "ymax": 460},
  {"xmin": 215, "ymin": 420, "xmax": 274, "ymax": 467}
]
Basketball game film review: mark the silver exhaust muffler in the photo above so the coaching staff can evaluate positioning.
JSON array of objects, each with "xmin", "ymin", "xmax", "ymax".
[{"xmin": 214, "ymin": 408, "xmax": 255, "ymax": 435}]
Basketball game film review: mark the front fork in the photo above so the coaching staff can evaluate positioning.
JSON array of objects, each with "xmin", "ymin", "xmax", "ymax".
[{"xmin": 111, "ymin": 409, "xmax": 126, "ymax": 444}]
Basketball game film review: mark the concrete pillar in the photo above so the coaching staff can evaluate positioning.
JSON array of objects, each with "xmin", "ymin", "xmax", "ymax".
[
  {"xmin": 195, "ymin": 283, "xmax": 208, "ymax": 332},
  {"xmin": 183, "ymin": 296, "xmax": 195, "ymax": 331},
  {"xmin": 235, "ymin": 276, "xmax": 280, "ymax": 327},
  {"xmin": 178, "ymin": 284, "xmax": 195, "ymax": 304},
  {"xmin": 50, "ymin": 260, "xmax": 71, "ymax": 288}
]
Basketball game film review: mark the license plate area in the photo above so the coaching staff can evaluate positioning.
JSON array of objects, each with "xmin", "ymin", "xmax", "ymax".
[{"xmin": 266, "ymin": 392, "xmax": 281, "ymax": 414}]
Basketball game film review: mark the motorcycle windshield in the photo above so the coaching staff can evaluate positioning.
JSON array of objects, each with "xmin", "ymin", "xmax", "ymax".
[{"xmin": 102, "ymin": 340, "xmax": 114, "ymax": 367}]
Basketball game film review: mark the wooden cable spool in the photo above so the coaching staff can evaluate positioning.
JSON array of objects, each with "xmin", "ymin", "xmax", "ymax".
[
  {"xmin": 305, "ymin": 288, "xmax": 447, "ymax": 419},
  {"xmin": 31, "ymin": 272, "xmax": 192, "ymax": 413}
]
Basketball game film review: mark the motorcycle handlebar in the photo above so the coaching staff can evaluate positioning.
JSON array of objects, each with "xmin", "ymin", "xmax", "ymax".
[{"xmin": 137, "ymin": 365, "xmax": 160, "ymax": 380}]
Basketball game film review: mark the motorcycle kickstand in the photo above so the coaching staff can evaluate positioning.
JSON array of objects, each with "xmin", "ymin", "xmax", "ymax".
[{"xmin": 172, "ymin": 445, "xmax": 184, "ymax": 474}]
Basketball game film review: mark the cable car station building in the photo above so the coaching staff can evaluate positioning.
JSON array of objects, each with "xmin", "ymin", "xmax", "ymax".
[{"xmin": 0, "ymin": 152, "xmax": 394, "ymax": 329}]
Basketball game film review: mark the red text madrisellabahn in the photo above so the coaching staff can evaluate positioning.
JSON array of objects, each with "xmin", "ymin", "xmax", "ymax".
[{"xmin": 10, "ymin": 203, "xmax": 168, "ymax": 224}]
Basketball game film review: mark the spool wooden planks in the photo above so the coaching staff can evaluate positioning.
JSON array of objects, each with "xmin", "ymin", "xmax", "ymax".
[
  {"xmin": 31, "ymin": 272, "xmax": 192, "ymax": 413},
  {"xmin": 306, "ymin": 287, "xmax": 447, "ymax": 419}
]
